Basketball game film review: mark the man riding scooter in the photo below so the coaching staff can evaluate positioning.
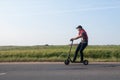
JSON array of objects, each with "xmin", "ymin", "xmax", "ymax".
[{"xmin": 70, "ymin": 25, "xmax": 88, "ymax": 63}]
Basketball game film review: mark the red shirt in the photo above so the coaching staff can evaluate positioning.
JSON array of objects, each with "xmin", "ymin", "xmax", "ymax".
[{"xmin": 79, "ymin": 29, "xmax": 88, "ymax": 43}]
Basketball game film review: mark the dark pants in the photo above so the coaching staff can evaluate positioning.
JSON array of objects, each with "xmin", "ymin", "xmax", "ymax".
[{"xmin": 73, "ymin": 42, "xmax": 88, "ymax": 62}]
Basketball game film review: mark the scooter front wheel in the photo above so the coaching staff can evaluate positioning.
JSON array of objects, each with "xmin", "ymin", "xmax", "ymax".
[{"xmin": 64, "ymin": 59, "xmax": 70, "ymax": 65}]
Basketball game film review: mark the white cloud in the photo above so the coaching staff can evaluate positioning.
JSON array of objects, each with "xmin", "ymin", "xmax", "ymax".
[{"xmin": 53, "ymin": 6, "xmax": 120, "ymax": 14}]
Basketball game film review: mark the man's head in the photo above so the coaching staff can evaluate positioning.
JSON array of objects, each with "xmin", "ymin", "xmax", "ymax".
[{"xmin": 76, "ymin": 25, "xmax": 83, "ymax": 31}]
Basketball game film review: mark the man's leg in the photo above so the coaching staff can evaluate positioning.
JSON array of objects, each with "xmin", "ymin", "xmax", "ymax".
[
  {"xmin": 73, "ymin": 43, "xmax": 81, "ymax": 62},
  {"xmin": 80, "ymin": 43, "xmax": 88, "ymax": 62}
]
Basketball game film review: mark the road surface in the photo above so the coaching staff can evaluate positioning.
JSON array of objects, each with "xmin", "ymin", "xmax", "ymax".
[{"xmin": 0, "ymin": 62, "xmax": 120, "ymax": 80}]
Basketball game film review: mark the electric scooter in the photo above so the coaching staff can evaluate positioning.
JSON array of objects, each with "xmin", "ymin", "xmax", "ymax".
[{"xmin": 64, "ymin": 41, "xmax": 89, "ymax": 65}]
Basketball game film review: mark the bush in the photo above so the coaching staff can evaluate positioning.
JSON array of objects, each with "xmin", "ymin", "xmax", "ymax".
[{"xmin": 0, "ymin": 45, "xmax": 120, "ymax": 62}]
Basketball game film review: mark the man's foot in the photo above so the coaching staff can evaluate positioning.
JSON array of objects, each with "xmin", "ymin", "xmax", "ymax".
[{"xmin": 80, "ymin": 61, "xmax": 83, "ymax": 63}]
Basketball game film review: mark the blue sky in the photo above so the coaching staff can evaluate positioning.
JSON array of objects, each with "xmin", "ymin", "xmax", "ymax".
[{"xmin": 0, "ymin": 0, "xmax": 120, "ymax": 45}]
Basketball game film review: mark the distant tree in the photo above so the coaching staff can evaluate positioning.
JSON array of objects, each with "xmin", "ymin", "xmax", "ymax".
[{"xmin": 45, "ymin": 44, "xmax": 49, "ymax": 46}]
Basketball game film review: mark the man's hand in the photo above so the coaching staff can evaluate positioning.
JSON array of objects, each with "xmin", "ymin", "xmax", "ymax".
[{"xmin": 70, "ymin": 38, "xmax": 74, "ymax": 41}]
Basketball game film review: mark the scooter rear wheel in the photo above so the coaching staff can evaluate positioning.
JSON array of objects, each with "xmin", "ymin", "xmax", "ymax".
[
  {"xmin": 83, "ymin": 60, "xmax": 89, "ymax": 65},
  {"xmin": 64, "ymin": 59, "xmax": 70, "ymax": 65}
]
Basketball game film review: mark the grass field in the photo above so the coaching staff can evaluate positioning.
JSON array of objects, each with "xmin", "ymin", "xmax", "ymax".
[{"xmin": 0, "ymin": 45, "xmax": 120, "ymax": 62}]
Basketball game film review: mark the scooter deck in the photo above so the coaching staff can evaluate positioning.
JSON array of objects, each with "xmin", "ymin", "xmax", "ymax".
[
  {"xmin": 71, "ymin": 61, "xmax": 83, "ymax": 63},
  {"xmin": 67, "ymin": 58, "xmax": 83, "ymax": 63}
]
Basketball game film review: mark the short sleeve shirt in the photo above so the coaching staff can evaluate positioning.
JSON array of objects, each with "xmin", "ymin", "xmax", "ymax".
[{"xmin": 79, "ymin": 29, "xmax": 88, "ymax": 43}]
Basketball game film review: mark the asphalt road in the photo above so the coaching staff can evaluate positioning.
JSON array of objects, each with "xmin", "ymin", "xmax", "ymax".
[{"xmin": 0, "ymin": 62, "xmax": 120, "ymax": 80}]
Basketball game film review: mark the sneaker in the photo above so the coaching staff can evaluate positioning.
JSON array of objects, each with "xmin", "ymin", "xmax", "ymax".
[{"xmin": 80, "ymin": 61, "xmax": 83, "ymax": 63}]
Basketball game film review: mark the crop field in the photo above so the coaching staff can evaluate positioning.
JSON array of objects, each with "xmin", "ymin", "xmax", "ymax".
[{"xmin": 0, "ymin": 45, "xmax": 120, "ymax": 62}]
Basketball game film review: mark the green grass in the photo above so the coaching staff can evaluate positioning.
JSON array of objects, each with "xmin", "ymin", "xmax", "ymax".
[{"xmin": 0, "ymin": 45, "xmax": 120, "ymax": 62}]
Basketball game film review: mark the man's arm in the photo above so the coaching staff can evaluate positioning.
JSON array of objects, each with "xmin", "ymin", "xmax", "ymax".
[{"xmin": 70, "ymin": 34, "xmax": 82, "ymax": 41}]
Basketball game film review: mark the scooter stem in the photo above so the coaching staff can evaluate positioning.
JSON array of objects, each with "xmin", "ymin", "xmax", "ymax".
[{"xmin": 69, "ymin": 41, "xmax": 73, "ymax": 56}]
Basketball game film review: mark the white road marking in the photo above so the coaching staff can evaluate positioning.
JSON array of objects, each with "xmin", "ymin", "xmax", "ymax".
[{"xmin": 0, "ymin": 73, "xmax": 6, "ymax": 76}]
